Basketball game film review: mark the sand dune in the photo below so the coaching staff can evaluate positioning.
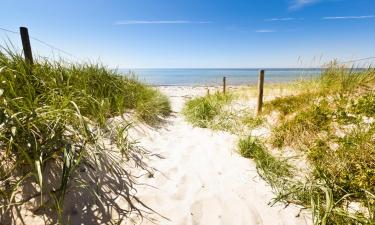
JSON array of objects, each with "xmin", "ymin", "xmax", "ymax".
[{"xmin": 128, "ymin": 86, "xmax": 311, "ymax": 225}]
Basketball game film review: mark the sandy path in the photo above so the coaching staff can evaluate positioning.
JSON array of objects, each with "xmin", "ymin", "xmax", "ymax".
[{"xmin": 129, "ymin": 87, "xmax": 311, "ymax": 225}]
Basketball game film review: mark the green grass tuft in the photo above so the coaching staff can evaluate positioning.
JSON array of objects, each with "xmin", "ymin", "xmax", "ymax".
[
  {"xmin": 183, "ymin": 92, "xmax": 232, "ymax": 128},
  {"xmin": 238, "ymin": 136, "xmax": 293, "ymax": 188}
]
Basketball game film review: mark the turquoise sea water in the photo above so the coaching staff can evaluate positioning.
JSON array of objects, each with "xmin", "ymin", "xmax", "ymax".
[{"xmin": 119, "ymin": 68, "xmax": 322, "ymax": 86}]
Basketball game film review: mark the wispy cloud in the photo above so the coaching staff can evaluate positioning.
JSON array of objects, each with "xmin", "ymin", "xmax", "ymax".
[
  {"xmin": 289, "ymin": 0, "xmax": 320, "ymax": 10},
  {"xmin": 323, "ymin": 15, "xmax": 375, "ymax": 20},
  {"xmin": 115, "ymin": 20, "xmax": 213, "ymax": 25},
  {"xmin": 255, "ymin": 29, "xmax": 276, "ymax": 33},
  {"xmin": 265, "ymin": 17, "xmax": 303, "ymax": 21}
]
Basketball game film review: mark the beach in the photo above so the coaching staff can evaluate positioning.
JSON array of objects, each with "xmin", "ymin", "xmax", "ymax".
[
  {"xmin": 2, "ymin": 0, "xmax": 374, "ymax": 223},
  {"xmin": 2, "ymin": 86, "xmax": 312, "ymax": 225},
  {"xmin": 126, "ymin": 86, "xmax": 311, "ymax": 225}
]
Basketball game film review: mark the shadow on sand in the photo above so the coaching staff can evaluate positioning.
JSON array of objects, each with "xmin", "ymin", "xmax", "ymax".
[{"xmin": 0, "ymin": 128, "xmax": 167, "ymax": 225}]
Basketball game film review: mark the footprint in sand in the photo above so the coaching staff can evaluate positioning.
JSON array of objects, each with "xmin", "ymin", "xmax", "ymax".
[{"xmin": 131, "ymin": 88, "xmax": 311, "ymax": 225}]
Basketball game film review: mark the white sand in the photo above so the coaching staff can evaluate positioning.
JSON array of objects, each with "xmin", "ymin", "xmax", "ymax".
[
  {"xmin": 127, "ymin": 86, "xmax": 311, "ymax": 225},
  {"xmin": 2, "ymin": 86, "xmax": 311, "ymax": 225}
]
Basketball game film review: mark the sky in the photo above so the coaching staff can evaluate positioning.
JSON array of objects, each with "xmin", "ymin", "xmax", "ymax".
[{"xmin": 0, "ymin": 0, "xmax": 375, "ymax": 68}]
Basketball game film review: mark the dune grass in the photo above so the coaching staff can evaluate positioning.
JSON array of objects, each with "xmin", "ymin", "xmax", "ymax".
[
  {"xmin": 238, "ymin": 136, "xmax": 293, "ymax": 188},
  {"xmin": 270, "ymin": 102, "xmax": 332, "ymax": 148},
  {"xmin": 263, "ymin": 64, "xmax": 375, "ymax": 224},
  {"xmin": 263, "ymin": 92, "xmax": 318, "ymax": 117},
  {"xmin": 183, "ymin": 92, "xmax": 264, "ymax": 134},
  {"xmin": 183, "ymin": 63, "xmax": 375, "ymax": 224},
  {"xmin": 0, "ymin": 48, "xmax": 171, "ymax": 223},
  {"xmin": 182, "ymin": 92, "xmax": 232, "ymax": 128}
]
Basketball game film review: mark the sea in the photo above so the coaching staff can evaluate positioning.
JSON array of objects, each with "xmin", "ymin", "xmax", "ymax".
[{"xmin": 119, "ymin": 68, "xmax": 322, "ymax": 86}]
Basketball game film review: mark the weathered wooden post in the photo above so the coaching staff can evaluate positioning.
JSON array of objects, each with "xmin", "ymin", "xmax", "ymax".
[
  {"xmin": 257, "ymin": 70, "xmax": 265, "ymax": 115},
  {"xmin": 223, "ymin": 76, "xmax": 226, "ymax": 94},
  {"xmin": 20, "ymin": 27, "xmax": 33, "ymax": 64}
]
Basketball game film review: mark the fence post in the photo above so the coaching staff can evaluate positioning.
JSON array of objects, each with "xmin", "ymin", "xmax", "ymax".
[
  {"xmin": 20, "ymin": 27, "xmax": 33, "ymax": 64},
  {"xmin": 257, "ymin": 70, "xmax": 265, "ymax": 115},
  {"xmin": 223, "ymin": 76, "xmax": 226, "ymax": 94}
]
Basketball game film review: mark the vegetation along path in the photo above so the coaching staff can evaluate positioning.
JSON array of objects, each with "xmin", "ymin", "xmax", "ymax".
[{"xmin": 129, "ymin": 87, "xmax": 311, "ymax": 225}]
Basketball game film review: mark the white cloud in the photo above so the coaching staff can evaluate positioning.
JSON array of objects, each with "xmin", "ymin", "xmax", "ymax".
[
  {"xmin": 323, "ymin": 15, "xmax": 375, "ymax": 20},
  {"xmin": 265, "ymin": 17, "xmax": 303, "ymax": 21},
  {"xmin": 289, "ymin": 0, "xmax": 320, "ymax": 10},
  {"xmin": 255, "ymin": 29, "xmax": 276, "ymax": 33},
  {"xmin": 115, "ymin": 20, "xmax": 213, "ymax": 25}
]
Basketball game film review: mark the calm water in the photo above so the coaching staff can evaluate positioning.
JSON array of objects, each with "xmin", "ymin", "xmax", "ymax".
[{"xmin": 119, "ymin": 68, "xmax": 321, "ymax": 86}]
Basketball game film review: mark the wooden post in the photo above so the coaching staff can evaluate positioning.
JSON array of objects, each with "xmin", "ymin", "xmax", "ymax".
[
  {"xmin": 223, "ymin": 76, "xmax": 226, "ymax": 94},
  {"xmin": 257, "ymin": 70, "xmax": 265, "ymax": 115},
  {"xmin": 20, "ymin": 27, "xmax": 33, "ymax": 64}
]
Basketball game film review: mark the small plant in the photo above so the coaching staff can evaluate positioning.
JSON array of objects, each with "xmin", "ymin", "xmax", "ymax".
[
  {"xmin": 183, "ymin": 92, "xmax": 232, "ymax": 128},
  {"xmin": 238, "ymin": 136, "xmax": 263, "ymax": 158}
]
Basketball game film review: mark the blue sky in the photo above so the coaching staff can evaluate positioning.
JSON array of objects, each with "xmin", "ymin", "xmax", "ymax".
[{"xmin": 0, "ymin": 0, "xmax": 374, "ymax": 68}]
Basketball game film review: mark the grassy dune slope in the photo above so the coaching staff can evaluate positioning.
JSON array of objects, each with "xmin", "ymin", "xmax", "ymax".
[
  {"xmin": 183, "ymin": 63, "xmax": 375, "ymax": 224},
  {"xmin": 0, "ymin": 49, "xmax": 171, "ymax": 223}
]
